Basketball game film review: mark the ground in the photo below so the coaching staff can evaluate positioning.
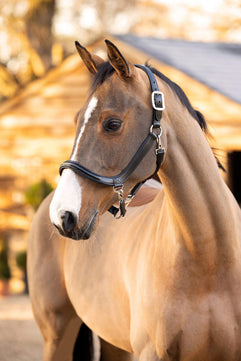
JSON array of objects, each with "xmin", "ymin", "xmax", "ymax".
[{"xmin": 0, "ymin": 294, "xmax": 43, "ymax": 361}]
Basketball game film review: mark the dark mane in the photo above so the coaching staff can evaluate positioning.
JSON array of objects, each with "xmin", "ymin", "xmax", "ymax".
[
  {"xmin": 147, "ymin": 64, "xmax": 207, "ymax": 133},
  {"xmin": 92, "ymin": 61, "xmax": 207, "ymax": 132},
  {"xmin": 91, "ymin": 62, "xmax": 115, "ymax": 90}
]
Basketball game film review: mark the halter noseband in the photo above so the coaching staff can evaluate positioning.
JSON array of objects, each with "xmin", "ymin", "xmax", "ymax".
[{"xmin": 59, "ymin": 65, "xmax": 165, "ymax": 218}]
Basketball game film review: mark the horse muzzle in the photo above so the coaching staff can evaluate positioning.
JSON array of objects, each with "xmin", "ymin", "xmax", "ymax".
[
  {"xmin": 49, "ymin": 169, "xmax": 99, "ymax": 240},
  {"xmin": 53, "ymin": 209, "xmax": 99, "ymax": 240}
]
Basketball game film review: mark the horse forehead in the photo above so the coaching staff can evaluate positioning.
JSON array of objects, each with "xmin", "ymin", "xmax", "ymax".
[
  {"xmin": 81, "ymin": 72, "xmax": 148, "ymax": 119},
  {"xmin": 95, "ymin": 76, "xmax": 138, "ymax": 108}
]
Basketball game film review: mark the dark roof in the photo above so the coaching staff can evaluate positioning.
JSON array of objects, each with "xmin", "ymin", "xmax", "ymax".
[{"xmin": 117, "ymin": 34, "xmax": 241, "ymax": 105}]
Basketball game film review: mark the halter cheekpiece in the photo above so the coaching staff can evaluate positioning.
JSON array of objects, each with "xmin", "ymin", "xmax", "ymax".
[{"xmin": 59, "ymin": 65, "xmax": 165, "ymax": 218}]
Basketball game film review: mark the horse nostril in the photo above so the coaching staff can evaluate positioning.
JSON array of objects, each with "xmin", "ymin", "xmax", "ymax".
[{"xmin": 60, "ymin": 211, "xmax": 77, "ymax": 234}]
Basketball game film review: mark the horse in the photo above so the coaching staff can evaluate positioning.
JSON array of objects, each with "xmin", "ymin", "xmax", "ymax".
[{"xmin": 28, "ymin": 39, "xmax": 241, "ymax": 361}]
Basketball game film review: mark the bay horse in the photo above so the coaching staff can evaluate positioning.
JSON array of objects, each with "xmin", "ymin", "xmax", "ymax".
[{"xmin": 28, "ymin": 40, "xmax": 241, "ymax": 361}]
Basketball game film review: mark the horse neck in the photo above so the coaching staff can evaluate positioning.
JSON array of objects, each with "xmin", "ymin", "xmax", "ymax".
[{"xmin": 158, "ymin": 107, "xmax": 238, "ymax": 272}]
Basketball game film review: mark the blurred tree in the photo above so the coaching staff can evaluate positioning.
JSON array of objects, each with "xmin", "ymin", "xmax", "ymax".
[
  {"xmin": 53, "ymin": 0, "xmax": 137, "ymax": 48},
  {"xmin": 0, "ymin": 234, "xmax": 11, "ymax": 296},
  {"xmin": 0, "ymin": 63, "xmax": 19, "ymax": 101},
  {"xmin": 212, "ymin": 0, "xmax": 241, "ymax": 41},
  {"xmin": 25, "ymin": 0, "xmax": 56, "ymax": 71},
  {"xmin": 0, "ymin": 0, "xmax": 55, "ymax": 101},
  {"xmin": 132, "ymin": 0, "xmax": 169, "ymax": 38},
  {"xmin": 0, "ymin": 0, "xmax": 138, "ymax": 102},
  {"xmin": 132, "ymin": 0, "xmax": 241, "ymax": 42},
  {"xmin": 0, "ymin": 0, "xmax": 240, "ymax": 104},
  {"xmin": 16, "ymin": 250, "xmax": 28, "ymax": 293},
  {"xmin": 0, "ymin": 235, "xmax": 11, "ymax": 281},
  {"xmin": 95, "ymin": 0, "xmax": 136, "ymax": 34},
  {"xmin": 25, "ymin": 179, "xmax": 53, "ymax": 210}
]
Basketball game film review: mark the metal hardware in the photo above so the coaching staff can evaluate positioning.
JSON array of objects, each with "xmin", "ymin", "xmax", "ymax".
[
  {"xmin": 124, "ymin": 193, "xmax": 135, "ymax": 208},
  {"xmin": 113, "ymin": 186, "xmax": 138, "ymax": 219},
  {"xmin": 150, "ymin": 124, "xmax": 162, "ymax": 138},
  {"xmin": 113, "ymin": 186, "xmax": 125, "ymax": 219},
  {"xmin": 113, "ymin": 185, "xmax": 124, "ymax": 200},
  {"xmin": 152, "ymin": 91, "xmax": 165, "ymax": 111},
  {"xmin": 156, "ymin": 134, "xmax": 165, "ymax": 155},
  {"xmin": 150, "ymin": 125, "xmax": 164, "ymax": 155}
]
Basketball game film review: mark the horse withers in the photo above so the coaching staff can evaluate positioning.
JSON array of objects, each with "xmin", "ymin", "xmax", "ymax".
[{"xmin": 28, "ymin": 40, "xmax": 241, "ymax": 361}]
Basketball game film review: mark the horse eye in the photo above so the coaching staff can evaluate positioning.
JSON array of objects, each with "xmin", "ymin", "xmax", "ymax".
[{"xmin": 103, "ymin": 119, "xmax": 123, "ymax": 132}]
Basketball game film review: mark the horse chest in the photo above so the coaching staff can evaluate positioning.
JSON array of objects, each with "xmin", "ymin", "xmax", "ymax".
[{"xmin": 63, "ymin": 243, "xmax": 133, "ymax": 351}]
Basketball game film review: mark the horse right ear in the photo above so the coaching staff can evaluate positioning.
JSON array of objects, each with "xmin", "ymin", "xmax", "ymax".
[{"xmin": 75, "ymin": 41, "xmax": 104, "ymax": 75}]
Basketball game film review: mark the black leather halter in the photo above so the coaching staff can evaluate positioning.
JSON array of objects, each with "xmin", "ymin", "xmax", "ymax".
[{"xmin": 59, "ymin": 65, "xmax": 165, "ymax": 218}]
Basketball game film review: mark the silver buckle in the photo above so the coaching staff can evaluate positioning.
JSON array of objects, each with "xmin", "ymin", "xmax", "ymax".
[{"xmin": 152, "ymin": 91, "xmax": 165, "ymax": 111}]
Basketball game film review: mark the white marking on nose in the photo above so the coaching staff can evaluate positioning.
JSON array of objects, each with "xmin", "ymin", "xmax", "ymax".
[
  {"xmin": 49, "ymin": 169, "xmax": 82, "ymax": 228},
  {"xmin": 71, "ymin": 96, "xmax": 98, "ymax": 160}
]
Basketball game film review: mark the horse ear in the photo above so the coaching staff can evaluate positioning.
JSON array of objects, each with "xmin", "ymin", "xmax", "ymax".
[
  {"xmin": 105, "ymin": 39, "xmax": 134, "ymax": 78},
  {"xmin": 75, "ymin": 41, "xmax": 104, "ymax": 75}
]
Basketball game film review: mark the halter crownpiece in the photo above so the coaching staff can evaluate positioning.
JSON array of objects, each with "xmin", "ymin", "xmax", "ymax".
[{"xmin": 59, "ymin": 65, "xmax": 165, "ymax": 218}]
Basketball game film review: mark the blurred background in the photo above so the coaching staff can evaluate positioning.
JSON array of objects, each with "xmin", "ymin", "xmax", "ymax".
[
  {"xmin": 0, "ymin": 0, "xmax": 241, "ymax": 295},
  {"xmin": 1, "ymin": 0, "xmax": 241, "ymax": 103},
  {"xmin": 0, "ymin": 0, "xmax": 241, "ymax": 359}
]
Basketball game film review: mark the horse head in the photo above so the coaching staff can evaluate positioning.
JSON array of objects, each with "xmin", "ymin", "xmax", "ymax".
[{"xmin": 49, "ymin": 40, "xmax": 167, "ymax": 240}]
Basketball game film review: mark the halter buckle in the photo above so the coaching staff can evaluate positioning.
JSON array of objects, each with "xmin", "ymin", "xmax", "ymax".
[{"xmin": 152, "ymin": 91, "xmax": 165, "ymax": 111}]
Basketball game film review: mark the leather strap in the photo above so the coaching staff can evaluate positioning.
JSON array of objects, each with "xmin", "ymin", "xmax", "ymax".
[{"xmin": 135, "ymin": 65, "xmax": 164, "ymax": 125}]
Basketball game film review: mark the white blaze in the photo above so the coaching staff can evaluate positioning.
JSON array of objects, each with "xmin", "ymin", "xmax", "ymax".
[
  {"xmin": 71, "ymin": 96, "xmax": 98, "ymax": 160},
  {"xmin": 49, "ymin": 96, "xmax": 98, "ymax": 227},
  {"xmin": 49, "ymin": 169, "xmax": 82, "ymax": 226}
]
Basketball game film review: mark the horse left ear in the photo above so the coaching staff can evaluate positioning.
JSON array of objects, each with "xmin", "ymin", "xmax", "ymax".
[{"xmin": 105, "ymin": 39, "xmax": 134, "ymax": 78}]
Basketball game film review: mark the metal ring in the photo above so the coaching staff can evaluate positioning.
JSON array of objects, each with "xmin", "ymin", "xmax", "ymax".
[{"xmin": 150, "ymin": 125, "xmax": 163, "ymax": 138}]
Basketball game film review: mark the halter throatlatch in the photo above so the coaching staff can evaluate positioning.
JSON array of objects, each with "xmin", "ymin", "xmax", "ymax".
[{"xmin": 59, "ymin": 65, "xmax": 165, "ymax": 218}]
